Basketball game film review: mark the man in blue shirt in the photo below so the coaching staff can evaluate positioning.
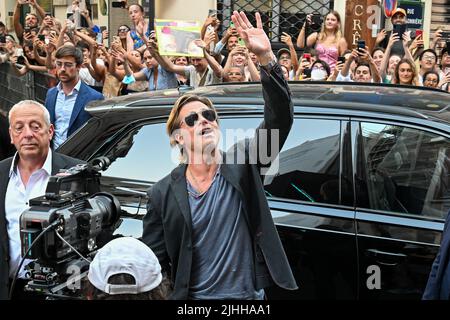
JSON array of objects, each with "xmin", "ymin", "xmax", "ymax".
[{"xmin": 44, "ymin": 46, "xmax": 104, "ymax": 149}]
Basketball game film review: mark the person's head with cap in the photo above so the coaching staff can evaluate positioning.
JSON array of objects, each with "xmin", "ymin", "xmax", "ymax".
[
  {"xmin": 86, "ymin": 237, "xmax": 171, "ymax": 300},
  {"xmin": 277, "ymin": 48, "xmax": 292, "ymax": 70},
  {"xmin": 391, "ymin": 7, "xmax": 407, "ymax": 25}
]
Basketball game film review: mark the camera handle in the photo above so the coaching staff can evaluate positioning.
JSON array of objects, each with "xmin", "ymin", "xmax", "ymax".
[{"xmin": 9, "ymin": 218, "xmax": 63, "ymax": 299}]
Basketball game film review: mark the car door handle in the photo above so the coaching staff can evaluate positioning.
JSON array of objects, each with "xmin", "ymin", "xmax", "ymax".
[{"xmin": 365, "ymin": 249, "xmax": 407, "ymax": 266}]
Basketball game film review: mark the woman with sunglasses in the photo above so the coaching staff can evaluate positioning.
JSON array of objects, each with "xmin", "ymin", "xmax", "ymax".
[
  {"xmin": 142, "ymin": 11, "xmax": 297, "ymax": 300},
  {"xmin": 117, "ymin": 25, "xmax": 130, "ymax": 50}
]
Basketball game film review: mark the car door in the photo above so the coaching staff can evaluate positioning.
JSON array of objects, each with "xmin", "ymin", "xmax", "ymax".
[
  {"xmin": 264, "ymin": 117, "xmax": 358, "ymax": 299},
  {"xmin": 353, "ymin": 120, "xmax": 448, "ymax": 299}
]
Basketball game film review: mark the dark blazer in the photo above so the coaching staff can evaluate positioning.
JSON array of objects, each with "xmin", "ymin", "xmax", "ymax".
[
  {"xmin": 0, "ymin": 114, "xmax": 15, "ymax": 161},
  {"xmin": 423, "ymin": 211, "xmax": 450, "ymax": 299},
  {"xmin": 0, "ymin": 152, "xmax": 83, "ymax": 300},
  {"xmin": 142, "ymin": 63, "xmax": 298, "ymax": 299},
  {"xmin": 44, "ymin": 81, "xmax": 104, "ymax": 138}
]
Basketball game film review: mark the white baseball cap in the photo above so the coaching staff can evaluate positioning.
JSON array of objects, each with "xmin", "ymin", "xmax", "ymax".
[{"xmin": 88, "ymin": 237, "xmax": 162, "ymax": 295}]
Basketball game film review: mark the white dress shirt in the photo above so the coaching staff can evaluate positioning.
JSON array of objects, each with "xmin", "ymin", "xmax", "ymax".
[
  {"xmin": 53, "ymin": 80, "xmax": 81, "ymax": 149},
  {"xmin": 5, "ymin": 149, "xmax": 52, "ymax": 279}
]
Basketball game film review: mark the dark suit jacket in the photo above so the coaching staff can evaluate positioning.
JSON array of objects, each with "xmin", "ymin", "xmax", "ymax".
[
  {"xmin": 423, "ymin": 211, "xmax": 450, "ymax": 299},
  {"xmin": 142, "ymin": 63, "xmax": 298, "ymax": 299},
  {"xmin": 44, "ymin": 81, "xmax": 104, "ymax": 138},
  {"xmin": 0, "ymin": 152, "xmax": 83, "ymax": 300},
  {"xmin": 0, "ymin": 114, "xmax": 15, "ymax": 161}
]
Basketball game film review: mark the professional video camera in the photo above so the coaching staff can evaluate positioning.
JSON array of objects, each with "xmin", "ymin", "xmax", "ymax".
[{"xmin": 15, "ymin": 157, "xmax": 122, "ymax": 299}]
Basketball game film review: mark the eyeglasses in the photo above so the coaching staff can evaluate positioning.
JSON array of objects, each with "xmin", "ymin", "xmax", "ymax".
[
  {"xmin": 422, "ymin": 55, "xmax": 436, "ymax": 61},
  {"xmin": 118, "ymin": 28, "xmax": 129, "ymax": 32},
  {"xmin": 182, "ymin": 109, "xmax": 217, "ymax": 127},
  {"xmin": 55, "ymin": 61, "xmax": 76, "ymax": 69}
]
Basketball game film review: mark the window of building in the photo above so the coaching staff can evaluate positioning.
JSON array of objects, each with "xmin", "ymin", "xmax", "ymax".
[{"xmin": 217, "ymin": 0, "xmax": 333, "ymax": 42}]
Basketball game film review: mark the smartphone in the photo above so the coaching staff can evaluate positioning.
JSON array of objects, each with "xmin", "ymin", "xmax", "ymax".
[
  {"xmin": 415, "ymin": 29, "xmax": 423, "ymax": 38},
  {"xmin": 337, "ymin": 56, "xmax": 346, "ymax": 64},
  {"xmin": 208, "ymin": 9, "xmax": 218, "ymax": 17},
  {"xmin": 311, "ymin": 14, "xmax": 322, "ymax": 26},
  {"xmin": 303, "ymin": 68, "xmax": 312, "ymax": 78},
  {"xmin": 38, "ymin": 34, "xmax": 45, "ymax": 41},
  {"xmin": 393, "ymin": 24, "xmax": 406, "ymax": 39},
  {"xmin": 111, "ymin": 1, "xmax": 126, "ymax": 8},
  {"xmin": 100, "ymin": 26, "xmax": 107, "ymax": 32},
  {"xmin": 357, "ymin": 39, "xmax": 365, "ymax": 52},
  {"xmin": 96, "ymin": 32, "xmax": 103, "ymax": 44},
  {"xmin": 441, "ymin": 31, "xmax": 450, "ymax": 40},
  {"xmin": 24, "ymin": 26, "xmax": 31, "ymax": 33},
  {"xmin": 16, "ymin": 56, "xmax": 26, "ymax": 65},
  {"xmin": 303, "ymin": 53, "xmax": 311, "ymax": 62},
  {"xmin": 0, "ymin": 35, "xmax": 5, "ymax": 43},
  {"xmin": 238, "ymin": 37, "xmax": 245, "ymax": 46}
]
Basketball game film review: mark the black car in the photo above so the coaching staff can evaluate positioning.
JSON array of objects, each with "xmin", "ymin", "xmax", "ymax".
[{"xmin": 59, "ymin": 82, "xmax": 450, "ymax": 299}]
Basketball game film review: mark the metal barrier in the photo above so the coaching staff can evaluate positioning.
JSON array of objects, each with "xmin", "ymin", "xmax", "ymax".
[
  {"xmin": 0, "ymin": 63, "xmax": 54, "ymax": 113},
  {"xmin": 0, "ymin": 63, "xmax": 55, "ymax": 112},
  {"xmin": 217, "ymin": 0, "xmax": 334, "ymax": 44}
]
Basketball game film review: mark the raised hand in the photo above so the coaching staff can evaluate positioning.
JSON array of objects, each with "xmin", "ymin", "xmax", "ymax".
[
  {"xmin": 281, "ymin": 32, "xmax": 293, "ymax": 47},
  {"xmin": 231, "ymin": 11, "xmax": 273, "ymax": 64}
]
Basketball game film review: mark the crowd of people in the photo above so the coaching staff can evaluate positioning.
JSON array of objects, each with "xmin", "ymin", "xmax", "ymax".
[
  {"xmin": 0, "ymin": 3, "xmax": 448, "ymax": 151},
  {"xmin": 0, "ymin": 3, "xmax": 449, "ymax": 102}
]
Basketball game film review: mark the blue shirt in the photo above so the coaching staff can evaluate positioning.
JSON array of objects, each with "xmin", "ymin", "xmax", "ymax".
[
  {"xmin": 187, "ymin": 169, "xmax": 264, "ymax": 300},
  {"xmin": 53, "ymin": 80, "xmax": 81, "ymax": 149},
  {"xmin": 141, "ymin": 65, "xmax": 178, "ymax": 91}
]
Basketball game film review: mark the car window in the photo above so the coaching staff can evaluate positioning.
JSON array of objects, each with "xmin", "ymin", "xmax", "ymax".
[
  {"xmin": 100, "ymin": 117, "xmax": 342, "ymax": 206},
  {"xmin": 264, "ymin": 119, "xmax": 342, "ymax": 205},
  {"xmin": 101, "ymin": 118, "xmax": 261, "ymax": 183},
  {"xmin": 357, "ymin": 122, "xmax": 450, "ymax": 219}
]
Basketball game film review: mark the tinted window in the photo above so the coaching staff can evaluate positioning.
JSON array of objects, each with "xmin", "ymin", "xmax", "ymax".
[
  {"xmin": 101, "ymin": 118, "xmax": 261, "ymax": 183},
  {"xmin": 357, "ymin": 122, "xmax": 450, "ymax": 219},
  {"xmin": 264, "ymin": 119, "xmax": 342, "ymax": 205},
  {"xmin": 100, "ymin": 117, "xmax": 342, "ymax": 206}
]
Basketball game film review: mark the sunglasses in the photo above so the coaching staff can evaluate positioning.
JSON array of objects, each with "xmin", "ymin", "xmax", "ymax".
[
  {"xmin": 182, "ymin": 109, "xmax": 217, "ymax": 127},
  {"xmin": 118, "ymin": 28, "xmax": 129, "ymax": 32}
]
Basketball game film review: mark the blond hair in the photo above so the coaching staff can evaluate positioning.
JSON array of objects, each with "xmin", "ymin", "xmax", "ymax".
[{"xmin": 317, "ymin": 11, "xmax": 343, "ymax": 44}]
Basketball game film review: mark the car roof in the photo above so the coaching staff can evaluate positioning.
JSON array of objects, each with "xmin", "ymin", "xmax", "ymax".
[{"xmin": 86, "ymin": 82, "xmax": 450, "ymax": 125}]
